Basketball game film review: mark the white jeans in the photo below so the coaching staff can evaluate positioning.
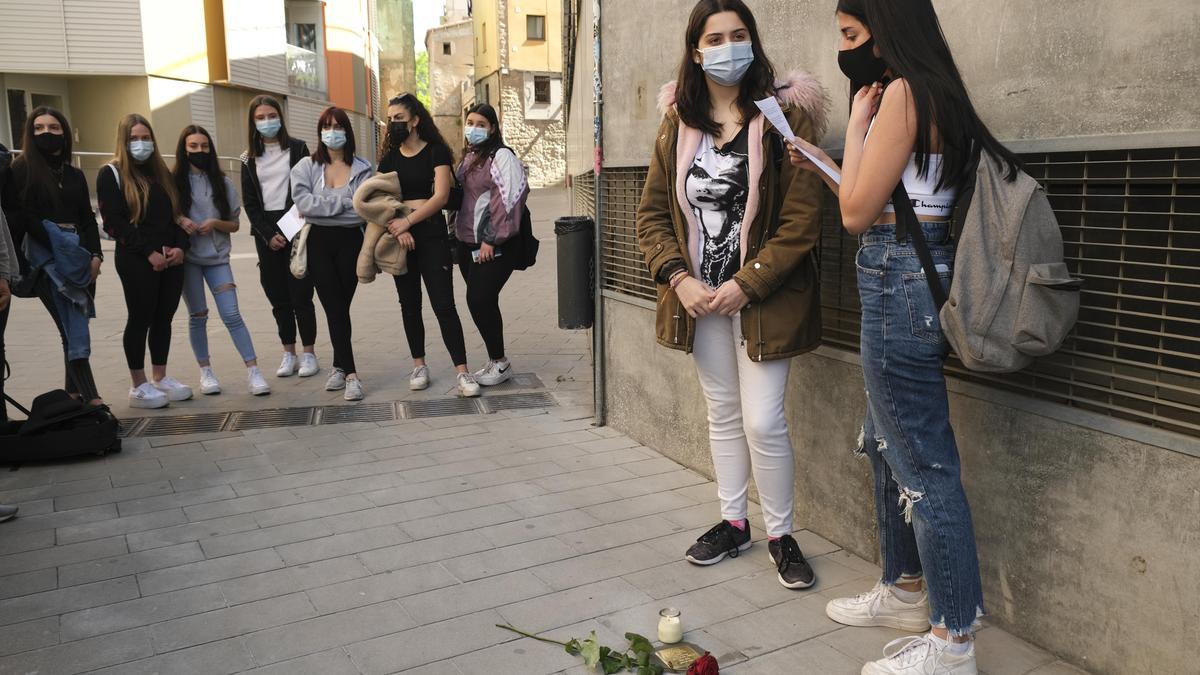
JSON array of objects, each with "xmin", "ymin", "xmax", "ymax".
[{"xmin": 692, "ymin": 312, "xmax": 795, "ymax": 537}]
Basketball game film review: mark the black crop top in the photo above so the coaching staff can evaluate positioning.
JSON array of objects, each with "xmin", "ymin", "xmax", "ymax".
[{"xmin": 378, "ymin": 142, "xmax": 453, "ymax": 201}]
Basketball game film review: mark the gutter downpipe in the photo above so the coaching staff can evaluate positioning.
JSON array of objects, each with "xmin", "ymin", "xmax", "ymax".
[{"xmin": 591, "ymin": 0, "xmax": 606, "ymax": 427}]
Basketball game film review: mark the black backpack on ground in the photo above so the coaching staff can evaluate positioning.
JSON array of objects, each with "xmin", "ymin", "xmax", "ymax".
[{"xmin": 2, "ymin": 376, "xmax": 121, "ymax": 462}]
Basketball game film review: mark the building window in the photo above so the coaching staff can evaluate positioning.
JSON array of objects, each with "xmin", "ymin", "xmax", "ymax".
[
  {"xmin": 534, "ymin": 76, "xmax": 551, "ymax": 104},
  {"xmin": 527, "ymin": 14, "xmax": 546, "ymax": 41},
  {"xmin": 485, "ymin": 83, "xmax": 491, "ymax": 104},
  {"xmin": 483, "ymin": 23, "xmax": 487, "ymax": 52},
  {"xmin": 290, "ymin": 23, "xmax": 317, "ymax": 51},
  {"xmin": 6, "ymin": 90, "xmax": 26, "ymax": 149},
  {"xmin": 443, "ymin": 42, "xmax": 452, "ymax": 56}
]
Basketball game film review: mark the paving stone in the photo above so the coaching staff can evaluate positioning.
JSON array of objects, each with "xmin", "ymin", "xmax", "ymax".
[
  {"xmin": 58, "ymin": 541, "xmax": 205, "ymax": 587},
  {"xmin": 0, "ymin": 535, "xmax": 128, "ymax": 576},
  {"xmin": 400, "ymin": 503, "xmax": 524, "ymax": 541},
  {"xmin": 241, "ymin": 648, "xmax": 361, "ymax": 675},
  {"xmin": 0, "ymin": 616, "xmax": 59, "ymax": 657},
  {"xmin": 531, "ymin": 465, "xmax": 638, "ymax": 493},
  {"xmin": 182, "ymin": 490, "xmax": 305, "ymax": 522},
  {"xmin": 0, "ymin": 476, "xmax": 112, "ymax": 504},
  {"xmin": 55, "ymin": 507, "xmax": 189, "ymax": 545},
  {"xmin": 276, "ymin": 524, "xmax": 411, "ymax": 565},
  {"xmin": 400, "ymin": 570, "xmax": 554, "ymax": 625},
  {"xmin": 432, "ymin": 481, "xmax": 548, "ymax": 512},
  {"xmin": 975, "ymin": 625, "xmax": 1057, "ymax": 675},
  {"xmin": 218, "ymin": 555, "xmax": 372, "ymax": 605},
  {"xmin": 598, "ymin": 585, "xmax": 760, "ymax": 639},
  {"xmin": 89, "ymin": 637, "xmax": 255, "ymax": 675},
  {"xmin": 0, "ymin": 504, "xmax": 117, "ymax": 535},
  {"xmin": 482, "ymin": 509, "xmax": 604, "ymax": 548},
  {"xmin": 318, "ymin": 498, "xmax": 447, "ymax": 534},
  {"xmin": 0, "ymin": 568, "xmax": 58, "ymax": 601},
  {"xmin": 0, "ymin": 529, "xmax": 56, "ymax": 556},
  {"xmin": 169, "ymin": 465, "xmax": 280, "ymax": 492},
  {"xmin": 557, "ymin": 514, "xmax": 685, "ymax": 555},
  {"xmin": 1025, "ymin": 662, "xmax": 1091, "ymax": 675},
  {"xmin": 126, "ymin": 513, "xmax": 260, "ymax": 551},
  {"xmin": 818, "ymin": 625, "xmax": 912, "ymax": 664},
  {"xmin": 443, "ymin": 536, "xmax": 579, "ymax": 582},
  {"xmin": 0, "ymin": 627, "xmax": 153, "ymax": 675},
  {"xmin": 347, "ymin": 609, "xmax": 512, "ymax": 674},
  {"xmin": 53, "ymin": 480, "xmax": 175, "ymax": 511},
  {"xmin": 358, "ymin": 531, "xmax": 496, "ymax": 574},
  {"xmin": 200, "ymin": 519, "xmax": 336, "ymax": 558},
  {"xmin": 306, "ymin": 562, "xmax": 460, "ymax": 615},
  {"xmin": 708, "ymin": 594, "xmax": 841, "ymax": 658},
  {"xmin": 60, "ymin": 584, "xmax": 229, "ymax": 641},
  {"xmin": 0, "ymin": 576, "xmax": 140, "ymax": 627},
  {"xmin": 251, "ymin": 494, "xmax": 374, "ymax": 528},
  {"xmin": 726, "ymin": 637, "xmax": 861, "ymax": 674},
  {"xmin": 531, "ymin": 542, "xmax": 676, "ymax": 591},
  {"xmin": 117, "ymin": 485, "xmax": 238, "ymax": 517},
  {"xmin": 151, "ymin": 592, "xmax": 317, "ymax": 652},
  {"xmin": 581, "ymin": 491, "xmax": 700, "ymax": 524},
  {"xmin": 244, "ymin": 600, "xmax": 416, "ymax": 666},
  {"xmin": 498, "ymin": 578, "xmax": 654, "ymax": 634},
  {"xmin": 137, "ymin": 549, "xmax": 284, "ymax": 596}
]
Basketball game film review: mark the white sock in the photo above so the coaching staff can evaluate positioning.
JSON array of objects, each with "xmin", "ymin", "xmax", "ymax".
[
  {"xmin": 892, "ymin": 585, "xmax": 924, "ymax": 604},
  {"xmin": 929, "ymin": 632, "xmax": 972, "ymax": 655}
]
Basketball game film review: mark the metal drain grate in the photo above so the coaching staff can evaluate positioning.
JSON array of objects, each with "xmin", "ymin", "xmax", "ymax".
[
  {"xmin": 480, "ymin": 392, "xmax": 557, "ymax": 413},
  {"xmin": 402, "ymin": 397, "xmax": 483, "ymax": 418},
  {"xmin": 318, "ymin": 402, "xmax": 397, "ymax": 425},
  {"xmin": 118, "ymin": 418, "xmax": 147, "ymax": 438},
  {"xmin": 139, "ymin": 412, "xmax": 231, "ymax": 437},
  {"xmin": 228, "ymin": 407, "xmax": 316, "ymax": 431}
]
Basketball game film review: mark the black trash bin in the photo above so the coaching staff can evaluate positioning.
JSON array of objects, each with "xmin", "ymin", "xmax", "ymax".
[{"xmin": 555, "ymin": 216, "xmax": 594, "ymax": 329}]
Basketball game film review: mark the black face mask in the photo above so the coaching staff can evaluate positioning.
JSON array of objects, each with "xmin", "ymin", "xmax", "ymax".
[
  {"xmin": 388, "ymin": 121, "xmax": 410, "ymax": 147},
  {"xmin": 838, "ymin": 37, "xmax": 888, "ymax": 90},
  {"xmin": 33, "ymin": 132, "xmax": 65, "ymax": 155},
  {"xmin": 187, "ymin": 151, "xmax": 210, "ymax": 170}
]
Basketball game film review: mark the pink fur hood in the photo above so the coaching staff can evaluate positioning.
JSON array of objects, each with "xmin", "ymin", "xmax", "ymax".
[{"xmin": 657, "ymin": 70, "xmax": 830, "ymax": 138}]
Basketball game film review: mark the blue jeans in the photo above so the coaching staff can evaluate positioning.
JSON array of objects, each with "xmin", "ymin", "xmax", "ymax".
[
  {"xmin": 856, "ymin": 222, "xmax": 983, "ymax": 636},
  {"xmin": 183, "ymin": 263, "xmax": 256, "ymax": 364}
]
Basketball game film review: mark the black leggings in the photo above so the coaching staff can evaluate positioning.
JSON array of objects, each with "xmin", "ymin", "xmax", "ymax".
[
  {"xmin": 307, "ymin": 225, "xmax": 362, "ymax": 375},
  {"xmin": 392, "ymin": 221, "xmax": 468, "ymax": 366},
  {"xmin": 456, "ymin": 242, "xmax": 515, "ymax": 361},
  {"xmin": 115, "ymin": 247, "xmax": 185, "ymax": 371},
  {"xmin": 255, "ymin": 213, "xmax": 318, "ymax": 348},
  {"xmin": 0, "ymin": 302, "xmax": 8, "ymax": 423},
  {"xmin": 33, "ymin": 274, "xmax": 100, "ymax": 401}
]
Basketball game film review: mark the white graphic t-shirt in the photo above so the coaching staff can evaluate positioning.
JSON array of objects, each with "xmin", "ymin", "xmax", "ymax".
[{"xmin": 685, "ymin": 125, "xmax": 749, "ymax": 288}]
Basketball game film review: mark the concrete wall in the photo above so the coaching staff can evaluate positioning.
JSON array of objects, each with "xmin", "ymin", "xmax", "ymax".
[
  {"xmin": 597, "ymin": 0, "xmax": 1200, "ymax": 167},
  {"xmin": 601, "ymin": 297, "xmax": 1200, "ymax": 675},
  {"xmin": 564, "ymin": 0, "xmax": 594, "ymax": 179}
]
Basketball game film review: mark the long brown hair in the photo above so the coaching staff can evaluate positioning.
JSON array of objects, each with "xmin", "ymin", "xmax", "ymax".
[
  {"xmin": 173, "ymin": 125, "xmax": 232, "ymax": 221},
  {"xmin": 675, "ymin": 0, "xmax": 778, "ymax": 136},
  {"xmin": 312, "ymin": 106, "xmax": 355, "ymax": 166},
  {"xmin": 112, "ymin": 113, "xmax": 179, "ymax": 224},
  {"xmin": 246, "ymin": 94, "xmax": 293, "ymax": 157},
  {"xmin": 463, "ymin": 103, "xmax": 506, "ymax": 172},
  {"xmin": 12, "ymin": 106, "xmax": 73, "ymax": 205}
]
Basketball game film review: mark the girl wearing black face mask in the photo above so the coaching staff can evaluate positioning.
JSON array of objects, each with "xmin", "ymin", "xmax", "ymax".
[
  {"xmin": 377, "ymin": 94, "xmax": 478, "ymax": 397},
  {"xmin": 172, "ymin": 125, "xmax": 268, "ymax": 398},
  {"xmin": 0, "ymin": 106, "xmax": 107, "ymax": 413}
]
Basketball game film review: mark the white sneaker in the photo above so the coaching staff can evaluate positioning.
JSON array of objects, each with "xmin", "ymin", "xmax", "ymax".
[
  {"xmin": 276, "ymin": 352, "xmax": 297, "ymax": 377},
  {"xmin": 198, "ymin": 367, "xmax": 221, "ymax": 395},
  {"xmin": 409, "ymin": 365, "xmax": 430, "ymax": 391},
  {"xmin": 325, "ymin": 368, "xmax": 346, "ymax": 391},
  {"xmin": 826, "ymin": 582, "xmax": 931, "ymax": 633},
  {"xmin": 344, "ymin": 377, "xmax": 364, "ymax": 401},
  {"xmin": 153, "ymin": 376, "xmax": 193, "ymax": 402},
  {"xmin": 861, "ymin": 635, "xmax": 977, "ymax": 675},
  {"xmin": 298, "ymin": 353, "xmax": 319, "ymax": 377},
  {"xmin": 129, "ymin": 382, "xmax": 169, "ymax": 409},
  {"xmin": 457, "ymin": 372, "xmax": 481, "ymax": 398},
  {"xmin": 248, "ymin": 367, "xmax": 271, "ymax": 396},
  {"xmin": 475, "ymin": 359, "xmax": 513, "ymax": 386}
]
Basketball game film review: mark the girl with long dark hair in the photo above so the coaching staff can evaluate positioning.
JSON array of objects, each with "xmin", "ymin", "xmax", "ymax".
[
  {"xmin": 241, "ymin": 95, "xmax": 319, "ymax": 379},
  {"xmin": 787, "ymin": 1, "xmax": 1023, "ymax": 671},
  {"xmin": 173, "ymin": 125, "xmax": 269, "ymax": 397},
  {"xmin": 291, "ymin": 106, "xmax": 373, "ymax": 400},
  {"xmin": 98, "ymin": 113, "xmax": 193, "ymax": 409},
  {"xmin": 378, "ymin": 93, "xmax": 478, "ymax": 398},
  {"xmin": 636, "ymin": 0, "xmax": 828, "ymax": 590},
  {"xmin": 453, "ymin": 103, "xmax": 528, "ymax": 386},
  {"xmin": 1, "ymin": 107, "xmax": 107, "ymax": 410}
]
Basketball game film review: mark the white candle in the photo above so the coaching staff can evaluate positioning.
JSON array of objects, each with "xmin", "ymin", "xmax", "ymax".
[{"xmin": 658, "ymin": 607, "xmax": 683, "ymax": 644}]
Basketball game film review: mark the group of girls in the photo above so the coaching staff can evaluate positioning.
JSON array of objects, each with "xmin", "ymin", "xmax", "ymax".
[
  {"xmin": 637, "ymin": 0, "xmax": 1023, "ymax": 673},
  {"xmin": 0, "ymin": 94, "xmax": 528, "ymax": 411}
]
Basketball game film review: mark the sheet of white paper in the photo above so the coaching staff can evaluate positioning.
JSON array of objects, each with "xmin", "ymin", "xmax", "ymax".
[
  {"xmin": 276, "ymin": 205, "xmax": 305, "ymax": 241},
  {"xmin": 754, "ymin": 97, "xmax": 842, "ymax": 184}
]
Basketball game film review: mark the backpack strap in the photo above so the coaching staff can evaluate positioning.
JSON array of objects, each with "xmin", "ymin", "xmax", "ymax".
[
  {"xmin": 893, "ymin": 180, "xmax": 948, "ymax": 310},
  {"xmin": 108, "ymin": 163, "xmax": 120, "ymax": 188}
]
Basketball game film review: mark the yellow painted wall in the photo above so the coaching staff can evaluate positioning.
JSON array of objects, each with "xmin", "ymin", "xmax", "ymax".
[
  {"xmin": 141, "ymin": 0, "xmax": 212, "ymax": 81},
  {"xmin": 66, "ymin": 76, "xmax": 151, "ymax": 156},
  {"xmin": 508, "ymin": 0, "xmax": 561, "ymax": 73},
  {"xmin": 473, "ymin": 0, "xmax": 500, "ymax": 82}
]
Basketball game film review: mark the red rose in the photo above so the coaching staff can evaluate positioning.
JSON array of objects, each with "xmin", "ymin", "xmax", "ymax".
[{"xmin": 687, "ymin": 652, "xmax": 719, "ymax": 675}]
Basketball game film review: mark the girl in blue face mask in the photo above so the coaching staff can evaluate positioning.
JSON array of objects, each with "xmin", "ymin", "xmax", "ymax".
[{"xmin": 636, "ymin": 0, "xmax": 830, "ymax": 591}]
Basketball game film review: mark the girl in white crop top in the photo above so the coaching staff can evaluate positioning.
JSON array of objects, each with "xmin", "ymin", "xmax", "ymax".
[{"xmin": 864, "ymin": 116, "xmax": 957, "ymax": 219}]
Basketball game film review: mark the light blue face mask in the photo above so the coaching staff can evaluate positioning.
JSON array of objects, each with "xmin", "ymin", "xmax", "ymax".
[
  {"xmin": 464, "ymin": 126, "xmax": 489, "ymax": 146},
  {"xmin": 256, "ymin": 118, "xmax": 282, "ymax": 139},
  {"xmin": 321, "ymin": 128, "xmax": 347, "ymax": 149},
  {"xmin": 699, "ymin": 41, "xmax": 755, "ymax": 87},
  {"xmin": 128, "ymin": 139, "xmax": 155, "ymax": 162}
]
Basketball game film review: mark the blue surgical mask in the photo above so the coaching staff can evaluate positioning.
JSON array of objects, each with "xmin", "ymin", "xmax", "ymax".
[
  {"xmin": 465, "ymin": 127, "xmax": 489, "ymax": 146},
  {"xmin": 321, "ymin": 128, "xmax": 347, "ymax": 149},
  {"xmin": 256, "ymin": 118, "xmax": 282, "ymax": 139},
  {"xmin": 128, "ymin": 139, "xmax": 155, "ymax": 162},
  {"xmin": 699, "ymin": 41, "xmax": 755, "ymax": 87}
]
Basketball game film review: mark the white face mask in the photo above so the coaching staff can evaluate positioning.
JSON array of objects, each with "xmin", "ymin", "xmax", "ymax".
[
  {"xmin": 698, "ymin": 41, "xmax": 755, "ymax": 87},
  {"xmin": 129, "ymin": 139, "xmax": 155, "ymax": 162},
  {"xmin": 321, "ymin": 128, "xmax": 347, "ymax": 149}
]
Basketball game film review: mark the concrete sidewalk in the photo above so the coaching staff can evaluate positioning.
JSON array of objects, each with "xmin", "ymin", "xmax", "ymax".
[{"xmin": 0, "ymin": 189, "xmax": 1084, "ymax": 674}]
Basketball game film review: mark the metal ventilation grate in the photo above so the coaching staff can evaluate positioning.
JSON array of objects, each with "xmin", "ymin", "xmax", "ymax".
[
  {"xmin": 318, "ymin": 402, "xmax": 398, "ymax": 425},
  {"xmin": 118, "ymin": 418, "xmax": 147, "ymax": 438},
  {"xmin": 139, "ymin": 413, "xmax": 230, "ymax": 437},
  {"xmin": 228, "ymin": 407, "xmax": 316, "ymax": 431},
  {"xmin": 479, "ymin": 392, "xmax": 557, "ymax": 413},
  {"xmin": 402, "ymin": 398, "xmax": 483, "ymax": 418}
]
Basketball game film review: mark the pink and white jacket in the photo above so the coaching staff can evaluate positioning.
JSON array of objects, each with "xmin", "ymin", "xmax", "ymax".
[{"xmin": 454, "ymin": 147, "xmax": 530, "ymax": 246}]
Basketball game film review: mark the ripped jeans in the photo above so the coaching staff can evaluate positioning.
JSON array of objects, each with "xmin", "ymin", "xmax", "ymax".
[
  {"xmin": 856, "ymin": 222, "xmax": 983, "ymax": 636},
  {"xmin": 183, "ymin": 263, "xmax": 257, "ymax": 365}
]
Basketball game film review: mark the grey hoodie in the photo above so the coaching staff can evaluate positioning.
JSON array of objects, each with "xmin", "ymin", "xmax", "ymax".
[
  {"xmin": 290, "ymin": 155, "xmax": 374, "ymax": 227},
  {"xmin": 185, "ymin": 173, "xmax": 242, "ymax": 266}
]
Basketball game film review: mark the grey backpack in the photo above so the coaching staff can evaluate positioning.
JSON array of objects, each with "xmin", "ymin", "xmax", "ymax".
[{"xmin": 896, "ymin": 152, "xmax": 1083, "ymax": 373}]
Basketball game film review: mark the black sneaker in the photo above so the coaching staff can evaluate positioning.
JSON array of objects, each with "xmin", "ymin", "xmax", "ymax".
[
  {"xmin": 685, "ymin": 520, "xmax": 752, "ymax": 565},
  {"xmin": 769, "ymin": 534, "xmax": 815, "ymax": 589}
]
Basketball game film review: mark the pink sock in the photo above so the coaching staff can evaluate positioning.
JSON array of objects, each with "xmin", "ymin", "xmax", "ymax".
[
  {"xmin": 726, "ymin": 519, "xmax": 747, "ymax": 531},
  {"xmin": 768, "ymin": 535, "xmax": 780, "ymax": 541}
]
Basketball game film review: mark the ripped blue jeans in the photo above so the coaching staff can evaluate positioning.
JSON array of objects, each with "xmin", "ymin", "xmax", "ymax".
[{"xmin": 856, "ymin": 222, "xmax": 983, "ymax": 636}]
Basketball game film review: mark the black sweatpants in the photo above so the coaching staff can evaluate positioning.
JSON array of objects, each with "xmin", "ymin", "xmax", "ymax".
[
  {"xmin": 307, "ymin": 225, "xmax": 362, "ymax": 375},
  {"xmin": 255, "ymin": 212, "xmax": 318, "ymax": 348},
  {"xmin": 115, "ymin": 246, "xmax": 185, "ymax": 371},
  {"xmin": 0, "ymin": 302, "xmax": 8, "ymax": 423},
  {"xmin": 456, "ymin": 242, "xmax": 515, "ymax": 361},
  {"xmin": 392, "ymin": 219, "xmax": 468, "ymax": 366}
]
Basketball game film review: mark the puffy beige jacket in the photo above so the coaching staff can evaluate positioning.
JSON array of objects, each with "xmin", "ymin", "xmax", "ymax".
[{"xmin": 352, "ymin": 172, "xmax": 412, "ymax": 282}]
